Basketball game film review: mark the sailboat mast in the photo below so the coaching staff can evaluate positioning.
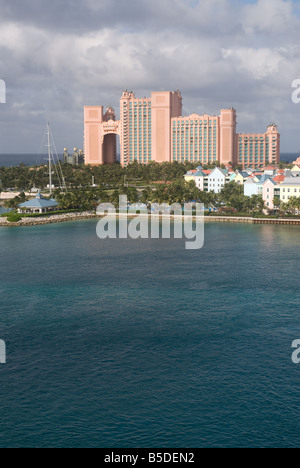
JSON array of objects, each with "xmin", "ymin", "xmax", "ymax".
[{"xmin": 47, "ymin": 122, "xmax": 52, "ymax": 196}]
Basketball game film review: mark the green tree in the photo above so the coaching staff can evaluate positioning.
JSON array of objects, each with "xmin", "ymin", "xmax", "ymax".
[
  {"xmin": 273, "ymin": 196, "xmax": 280, "ymax": 211},
  {"xmin": 249, "ymin": 194, "xmax": 265, "ymax": 214},
  {"xmin": 7, "ymin": 211, "xmax": 22, "ymax": 222},
  {"xmin": 286, "ymin": 196, "xmax": 300, "ymax": 216}
]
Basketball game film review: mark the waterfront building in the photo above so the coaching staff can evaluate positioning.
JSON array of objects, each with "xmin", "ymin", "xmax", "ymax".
[
  {"xmin": 84, "ymin": 90, "xmax": 280, "ymax": 169},
  {"xmin": 183, "ymin": 161, "xmax": 300, "ymax": 210},
  {"xmin": 184, "ymin": 167, "xmax": 232, "ymax": 194},
  {"xmin": 184, "ymin": 170, "xmax": 198, "ymax": 182},
  {"xmin": 291, "ymin": 165, "xmax": 300, "ymax": 175},
  {"xmin": 243, "ymin": 174, "xmax": 271, "ymax": 198},
  {"xmin": 262, "ymin": 178, "xmax": 278, "ymax": 211},
  {"xmin": 18, "ymin": 193, "xmax": 58, "ymax": 214},
  {"xmin": 279, "ymin": 178, "xmax": 300, "ymax": 203},
  {"xmin": 243, "ymin": 171, "xmax": 300, "ymax": 210},
  {"xmin": 206, "ymin": 168, "xmax": 228, "ymax": 194},
  {"xmin": 193, "ymin": 170, "xmax": 206, "ymax": 191},
  {"xmin": 244, "ymin": 178, "xmax": 261, "ymax": 197}
]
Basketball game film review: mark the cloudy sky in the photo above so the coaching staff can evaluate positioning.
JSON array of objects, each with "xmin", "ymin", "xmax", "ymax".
[{"xmin": 0, "ymin": 0, "xmax": 299, "ymax": 154}]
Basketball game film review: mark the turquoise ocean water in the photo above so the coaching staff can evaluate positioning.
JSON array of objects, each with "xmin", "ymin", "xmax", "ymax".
[{"xmin": 0, "ymin": 220, "xmax": 300, "ymax": 448}]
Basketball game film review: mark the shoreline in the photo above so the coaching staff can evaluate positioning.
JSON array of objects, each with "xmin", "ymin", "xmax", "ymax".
[{"xmin": 1, "ymin": 211, "xmax": 300, "ymax": 227}]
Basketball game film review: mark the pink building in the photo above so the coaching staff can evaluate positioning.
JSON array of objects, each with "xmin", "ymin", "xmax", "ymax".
[
  {"xmin": 171, "ymin": 108, "xmax": 237, "ymax": 166},
  {"xmin": 84, "ymin": 90, "xmax": 280, "ymax": 168},
  {"xmin": 237, "ymin": 124, "xmax": 280, "ymax": 169},
  {"xmin": 120, "ymin": 90, "xmax": 182, "ymax": 165},
  {"xmin": 262, "ymin": 178, "xmax": 278, "ymax": 211},
  {"xmin": 84, "ymin": 106, "xmax": 119, "ymax": 165}
]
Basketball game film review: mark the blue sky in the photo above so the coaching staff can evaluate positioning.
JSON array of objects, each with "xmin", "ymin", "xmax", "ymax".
[{"xmin": 0, "ymin": 0, "xmax": 299, "ymax": 153}]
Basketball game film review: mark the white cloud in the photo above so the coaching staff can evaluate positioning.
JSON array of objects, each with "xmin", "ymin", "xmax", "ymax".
[
  {"xmin": 242, "ymin": 0, "xmax": 294, "ymax": 34},
  {"xmin": 222, "ymin": 47, "xmax": 284, "ymax": 79},
  {"xmin": 0, "ymin": 0, "xmax": 299, "ymax": 152}
]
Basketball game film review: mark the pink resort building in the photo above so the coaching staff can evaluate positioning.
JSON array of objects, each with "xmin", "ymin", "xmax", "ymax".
[{"xmin": 84, "ymin": 90, "xmax": 280, "ymax": 169}]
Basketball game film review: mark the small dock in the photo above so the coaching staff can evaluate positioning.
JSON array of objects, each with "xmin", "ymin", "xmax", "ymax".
[
  {"xmin": 252, "ymin": 218, "xmax": 300, "ymax": 225},
  {"xmin": 205, "ymin": 216, "xmax": 300, "ymax": 225}
]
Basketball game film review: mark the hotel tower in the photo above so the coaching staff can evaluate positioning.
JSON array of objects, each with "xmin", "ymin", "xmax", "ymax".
[{"xmin": 84, "ymin": 90, "xmax": 280, "ymax": 169}]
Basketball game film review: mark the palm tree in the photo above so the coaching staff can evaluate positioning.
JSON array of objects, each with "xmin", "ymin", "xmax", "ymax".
[
  {"xmin": 295, "ymin": 197, "xmax": 300, "ymax": 215},
  {"xmin": 140, "ymin": 188, "xmax": 153, "ymax": 205},
  {"xmin": 280, "ymin": 201, "xmax": 289, "ymax": 215},
  {"xmin": 287, "ymin": 197, "xmax": 300, "ymax": 216},
  {"xmin": 248, "ymin": 194, "xmax": 265, "ymax": 215},
  {"xmin": 273, "ymin": 196, "xmax": 280, "ymax": 212}
]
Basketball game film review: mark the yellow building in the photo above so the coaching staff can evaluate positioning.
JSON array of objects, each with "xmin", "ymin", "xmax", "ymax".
[
  {"xmin": 279, "ymin": 179, "xmax": 300, "ymax": 203},
  {"xmin": 291, "ymin": 165, "xmax": 300, "ymax": 174},
  {"xmin": 233, "ymin": 172, "xmax": 244, "ymax": 185},
  {"xmin": 184, "ymin": 170, "xmax": 197, "ymax": 182}
]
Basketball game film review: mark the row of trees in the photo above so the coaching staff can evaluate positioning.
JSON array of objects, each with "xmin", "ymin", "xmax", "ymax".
[
  {"xmin": 274, "ymin": 196, "xmax": 300, "ymax": 215},
  {"xmin": 3, "ymin": 166, "xmax": 300, "ymax": 217},
  {"xmin": 0, "ymin": 159, "xmax": 296, "ymax": 192},
  {"xmin": 3, "ymin": 192, "xmax": 27, "ymax": 209},
  {"xmin": 218, "ymin": 182, "xmax": 265, "ymax": 214},
  {"xmin": 4, "ymin": 159, "xmax": 275, "ymax": 191},
  {"xmin": 0, "ymin": 161, "xmax": 202, "ymax": 191},
  {"xmin": 38, "ymin": 181, "xmax": 267, "ymax": 214},
  {"xmin": 2, "ymin": 181, "xmax": 267, "ymax": 214},
  {"xmin": 53, "ymin": 182, "xmax": 201, "ymax": 210}
]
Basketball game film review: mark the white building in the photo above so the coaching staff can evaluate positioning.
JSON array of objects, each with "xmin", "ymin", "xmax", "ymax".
[
  {"xmin": 18, "ymin": 193, "xmax": 58, "ymax": 214},
  {"xmin": 244, "ymin": 178, "xmax": 261, "ymax": 197},
  {"xmin": 193, "ymin": 170, "xmax": 205, "ymax": 191},
  {"xmin": 206, "ymin": 168, "xmax": 227, "ymax": 194}
]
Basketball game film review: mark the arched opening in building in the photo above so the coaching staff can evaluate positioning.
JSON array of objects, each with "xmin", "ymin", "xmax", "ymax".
[{"xmin": 103, "ymin": 133, "xmax": 120, "ymax": 165}]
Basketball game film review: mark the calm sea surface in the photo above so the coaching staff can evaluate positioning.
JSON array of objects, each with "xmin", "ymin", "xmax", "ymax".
[
  {"xmin": 0, "ymin": 154, "xmax": 63, "ymax": 167},
  {"xmin": 0, "ymin": 220, "xmax": 300, "ymax": 448}
]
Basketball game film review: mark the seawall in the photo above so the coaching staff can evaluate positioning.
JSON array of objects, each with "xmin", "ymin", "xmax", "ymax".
[{"xmin": 1, "ymin": 212, "xmax": 300, "ymax": 227}]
